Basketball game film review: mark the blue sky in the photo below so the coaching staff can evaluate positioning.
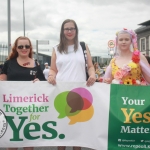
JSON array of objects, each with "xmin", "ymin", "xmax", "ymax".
[{"xmin": 0, "ymin": 0, "xmax": 150, "ymax": 57}]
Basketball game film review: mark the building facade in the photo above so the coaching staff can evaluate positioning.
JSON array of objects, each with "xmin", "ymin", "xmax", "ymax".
[
  {"xmin": 33, "ymin": 52, "xmax": 51, "ymax": 70},
  {"xmin": 135, "ymin": 20, "xmax": 150, "ymax": 56},
  {"xmin": 92, "ymin": 56, "xmax": 108, "ymax": 66}
]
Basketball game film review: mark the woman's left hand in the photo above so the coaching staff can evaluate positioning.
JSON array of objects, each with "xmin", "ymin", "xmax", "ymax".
[
  {"xmin": 86, "ymin": 75, "xmax": 96, "ymax": 86},
  {"xmin": 33, "ymin": 78, "xmax": 40, "ymax": 83}
]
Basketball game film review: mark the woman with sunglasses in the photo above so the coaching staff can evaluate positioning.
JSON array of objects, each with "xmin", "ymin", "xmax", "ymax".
[
  {"xmin": 0, "ymin": 36, "xmax": 45, "ymax": 82},
  {"xmin": 48, "ymin": 19, "xmax": 96, "ymax": 150},
  {"xmin": 0, "ymin": 36, "xmax": 45, "ymax": 150}
]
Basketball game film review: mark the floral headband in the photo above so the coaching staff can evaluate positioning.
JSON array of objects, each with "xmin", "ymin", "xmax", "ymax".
[{"xmin": 116, "ymin": 28, "xmax": 138, "ymax": 51}]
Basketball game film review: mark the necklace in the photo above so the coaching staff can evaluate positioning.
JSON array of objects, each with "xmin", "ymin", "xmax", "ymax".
[{"xmin": 23, "ymin": 62, "xmax": 30, "ymax": 66}]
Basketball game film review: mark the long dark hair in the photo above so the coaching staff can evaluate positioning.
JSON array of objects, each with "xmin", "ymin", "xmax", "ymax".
[
  {"xmin": 58, "ymin": 19, "xmax": 79, "ymax": 53},
  {"xmin": 8, "ymin": 36, "xmax": 33, "ymax": 60}
]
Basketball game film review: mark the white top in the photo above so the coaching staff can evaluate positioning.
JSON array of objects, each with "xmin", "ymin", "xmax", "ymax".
[
  {"xmin": 43, "ymin": 68, "xmax": 50, "ymax": 80},
  {"xmin": 54, "ymin": 43, "xmax": 86, "ymax": 82}
]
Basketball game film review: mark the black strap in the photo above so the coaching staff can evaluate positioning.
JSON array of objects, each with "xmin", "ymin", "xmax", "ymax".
[
  {"xmin": 35, "ymin": 60, "xmax": 39, "ymax": 79},
  {"xmin": 80, "ymin": 42, "xmax": 89, "ymax": 80},
  {"xmin": 80, "ymin": 42, "xmax": 86, "ymax": 52},
  {"xmin": 35, "ymin": 60, "xmax": 38, "ymax": 67}
]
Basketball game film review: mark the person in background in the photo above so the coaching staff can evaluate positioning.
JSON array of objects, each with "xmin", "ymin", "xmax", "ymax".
[
  {"xmin": 103, "ymin": 28, "xmax": 150, "ymax": 85},
  {"xmin": 44, "ymin": 62, "xmax": 50, "ymax": 69},
  {"xmin": 43, "ymin": 62, "xmax": 50, "ymax": 80},
  {"xmin": 0, "ymin": 36, "xmax": 45, "ymax": 150},
  {"xmin": 94, "ymin": 62, "xmax": 103, "ymax": 82},
  {"xmin": 47, "ymin": 19, "xmax": 96, "ymax": 150},
  {"xmin": 94, "ymin": 62, "xmax": 101, "ymax": 81}
]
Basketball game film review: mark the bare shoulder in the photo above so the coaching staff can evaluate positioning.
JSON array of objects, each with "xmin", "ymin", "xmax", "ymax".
[
  {"xmin": 52, "ymin": 48, "xmax": 56, "ymax": 58},
  {"xmin": 85, "ymin": 44, "xmax": 89, "ymax": 51},
  {"xmin": 52, "ymin": 48, "xmax": 56, "ymax": 53},
  {"xmin": 140, "ymin": 53, "xmax": 147, "ymax": 61},
  {"xmin": 140, "ymin": 53, "xmax": 150, "ymax": 65},
  {"xmin": 85, "ymin": 44, "xmax": 91, "ymax": 56}
]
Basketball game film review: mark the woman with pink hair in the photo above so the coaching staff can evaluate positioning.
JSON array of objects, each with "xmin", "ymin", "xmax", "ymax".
[{"xmin": 103, "ymin": 28, "xmax": 150, "ymax": 85}]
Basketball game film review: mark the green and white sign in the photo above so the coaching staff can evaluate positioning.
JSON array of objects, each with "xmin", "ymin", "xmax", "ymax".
[
  {"xmin": 0, "ymin": 81, "xmax": 150, "ymax": 149},
  {"xmin": 108, "ymin": 84, "xmax": 150, "ymax": 149}
]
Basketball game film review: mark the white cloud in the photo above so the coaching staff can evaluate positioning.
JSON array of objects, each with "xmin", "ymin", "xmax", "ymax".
[{"xmin": 0, "ymin": 0, "xmax": 149, "ymax": 57}]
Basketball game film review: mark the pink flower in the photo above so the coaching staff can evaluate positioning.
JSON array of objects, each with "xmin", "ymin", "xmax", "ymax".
[
  {"xmin": 132, "ymin": 50, "xmax": 140, "ymax": 63},
  {"xmin": 121, "ymin": 65, "xmax": 131, "ymax": 77},
  {"xmin": 120, "ymin": 81, "xmax": 123, "ymax": 84},
  {"xmin": 121, "ymin": 70, "xmax": 129, "ymax": 77},
  {"xmin": 133, "ymin": 50, "xmax": 140, "ymax": 56},
  {"xmin": 122, "ymin": 65, "xmax": 131, "ymax": 72},
  {"xmin": 141, "ymin": 81, "xmax": 147, "ymax": 86},
  {"xmin": 114, "ymin": 70, "xmax": 123, "ymax": 80}
]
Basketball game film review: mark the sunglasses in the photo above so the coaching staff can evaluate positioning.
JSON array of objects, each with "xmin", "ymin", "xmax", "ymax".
[{"xmin": 17, "ymin": 45, "xmax": 30, "ymax": 49}]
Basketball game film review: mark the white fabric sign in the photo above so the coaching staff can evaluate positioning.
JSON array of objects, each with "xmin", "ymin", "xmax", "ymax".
[{"xmin": 0, "ymin": 81, "xmax": 110, "ymax": 149}]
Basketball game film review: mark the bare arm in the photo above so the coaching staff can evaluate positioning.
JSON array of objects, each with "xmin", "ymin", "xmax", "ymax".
[
  {"xmin": 103, "ymin": 58, "xmax": 114, "ymax": 84},
  {"xmin": 47, "ymin": 49, "xmax": 58, "ymax": 85},
  {"xmin": 140, "ymin": 54, "xmax": 150, "ymax": 84},
  {"xmin": 86, "ymin": 44, "xmax": 96, "ymax": 86}
]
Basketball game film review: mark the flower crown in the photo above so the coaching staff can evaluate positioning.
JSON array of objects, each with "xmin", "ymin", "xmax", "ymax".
[
  {"xmin": 116, "ymin": 28, "xmax": 138, "ymax": 51},
  {"xmin": 115, "ymin": 28, "xmax": 140, "ymax": 63}
]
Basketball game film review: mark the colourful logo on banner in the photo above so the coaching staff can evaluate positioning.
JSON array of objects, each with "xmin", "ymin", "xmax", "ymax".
[{"xmin": 54, "ymin": 88, "xmax": 94, "ymax": 125}]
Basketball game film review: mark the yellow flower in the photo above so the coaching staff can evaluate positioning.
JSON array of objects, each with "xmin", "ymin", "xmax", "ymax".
[
  {"xmin": 128, "ymin": 62, "xmax": 137, "ymax": 69},
  {"xmin": 132, "ymin": 68, "xmax": 138, "ymax": 74},
  {"xmin": 124, "ymin": 79, "xmax": 132, "ymax": 85},
  {"xmin": 116, "ymin": 31, "xmax": 119, "ymax": 36}
]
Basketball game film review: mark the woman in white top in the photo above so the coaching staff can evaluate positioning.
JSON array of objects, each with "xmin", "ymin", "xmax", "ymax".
[{"xmin": 48, "ymin": 19, "xmax": 95, "ymax": 150}]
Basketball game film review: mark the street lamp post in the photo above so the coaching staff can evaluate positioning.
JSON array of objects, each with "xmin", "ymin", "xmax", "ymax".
[
  {"xmin": 109, "ymin": 49, "xmax": 114, "ymax": 59},
  {"xmin": 23, "ymin": 0, "xmax": 25, "ymax": 36},
  {"xmin": 107, "ymin": 40, "xmax": 115, "ymax": 64},
  {"xmin": 7, "ymin": 0, "xmax": 11, "ymax": 55},
  {"xmin": 107, "ymin": 48, "xmax": 114, "ymax": 65}
]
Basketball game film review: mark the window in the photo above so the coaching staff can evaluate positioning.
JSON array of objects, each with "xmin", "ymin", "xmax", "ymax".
[
  {"xmin": 140, "ymin": 37, "xmax": 146, "ymax": 51},
  {"xmin": 149, "ymin": 36, "xmax": 150, "ymax": 50}
]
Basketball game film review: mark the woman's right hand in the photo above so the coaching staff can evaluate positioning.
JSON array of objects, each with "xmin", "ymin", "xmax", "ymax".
[
  {"xmin": 47, "ymin": 75, "xmax": 56, "ymax": 85},
  {"xmin": 0, "ymin": 74, "xmax": 7, "ymax": 81},
  {"xmin": 103, "ymin": 78, "xmax": 112, "ymax": 84}
]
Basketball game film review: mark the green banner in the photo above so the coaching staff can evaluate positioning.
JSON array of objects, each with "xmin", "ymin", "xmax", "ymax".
[{"xmin": 108, "ymin": 84, "xmax": 150, "ymax": 150}]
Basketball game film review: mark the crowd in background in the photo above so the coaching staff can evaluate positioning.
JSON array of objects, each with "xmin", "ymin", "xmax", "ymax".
[{"xmin": 1, "ymin": 56, "xmax": 150, "ymax": 78}]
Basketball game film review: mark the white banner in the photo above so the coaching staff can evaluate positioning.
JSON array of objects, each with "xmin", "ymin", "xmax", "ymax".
[{"xmin": 0, "ymin": 81, "xmax": 110, "ymax": 149}]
